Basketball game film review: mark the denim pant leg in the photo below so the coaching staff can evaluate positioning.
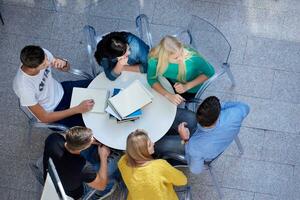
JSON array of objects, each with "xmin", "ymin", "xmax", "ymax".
[
  {"xmin": 167, "ymin": 108, "xmax": 198, "ymax": 135},
  {"xmin": 80, "ymin": 145, "xmax": 120, "ymax": 179},
  {"xmin": 155, "ymin": 135, "xmax": 185, "ymax": 156},
  {"xmin": 54, "ymin": 79, "xmax": 92, "ymax": 128}
]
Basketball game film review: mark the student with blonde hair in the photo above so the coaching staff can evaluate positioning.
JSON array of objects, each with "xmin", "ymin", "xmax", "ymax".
[
  {"xmin": 147, "ymin": 35, "xmax": 215, "ymax": 105},
  {"xmin": 118, "ymin": 129, "xmax": 187, "ymax": 200}
]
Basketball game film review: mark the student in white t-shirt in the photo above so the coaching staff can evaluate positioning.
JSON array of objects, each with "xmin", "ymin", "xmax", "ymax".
[{"xmin": 13, "ymin": 45, "xmax": 94, "ymax": 128}]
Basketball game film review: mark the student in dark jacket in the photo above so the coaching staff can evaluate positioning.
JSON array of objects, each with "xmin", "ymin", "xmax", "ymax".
[{"xmin": 94, "ymin": 31, "xmax": 150, "ymax": 80}]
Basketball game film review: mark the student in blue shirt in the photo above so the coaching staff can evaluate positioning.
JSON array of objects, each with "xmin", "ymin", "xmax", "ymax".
[
  {"xmin": 155, "ymin": 96, "xmax": 250, "ymax": 174},
  {"xmin": 94, "ymin": 32, "xmax": 150, "ymax": 81}
]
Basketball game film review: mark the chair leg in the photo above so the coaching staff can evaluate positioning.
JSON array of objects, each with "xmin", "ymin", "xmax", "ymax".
[
  {"xmin": 223, "ymin": 63, "xmax": 236, "ymax": 87},
  {"xmin": 52, "ymin": 0, "xmax": 58, "ymax": 12},
  {"xmin": 83, "ymin": 25, "xmax": 98, "ymax": 78},
  {"xmin": 0, "ymin": 12, "xmax": 4, "ymax": 25},
  {"xmin": 234, "ymin": 136, "xmax": 244, "ymax": 156},
  {"xmin": 208, "ymin": 165, "xmax": 223, "ymax": 200}
]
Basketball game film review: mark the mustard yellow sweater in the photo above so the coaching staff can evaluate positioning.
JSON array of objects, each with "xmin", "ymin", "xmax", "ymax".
[{"xmin": 118, "ymin": 155, "xmax": 187, "ymax": 200}]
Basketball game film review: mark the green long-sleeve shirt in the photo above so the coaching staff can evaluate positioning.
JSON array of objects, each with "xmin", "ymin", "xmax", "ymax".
[{"xmin": 147, "ymin": 48, "xmax": 215, "ymax": 93}]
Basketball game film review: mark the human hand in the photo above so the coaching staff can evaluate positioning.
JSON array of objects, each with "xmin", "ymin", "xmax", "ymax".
[
  {"xmin": 76, "ymin": 99, "xmax": 94, "ymax": 113},
  {"xmin": 174, "ymin": 82, "xmax": 189, "ymax": 94},
  {"xmin": 165, "ymin": 93, "xmax": 185, "ymax": 105},
  {"xmin": 117, "ymin": 55, "xmax": 129, "ymax": 66},
  {"xmin": 98, "ymin": 145, "xmax": 111, "ymax": 160},
  {"xmin": 51, "ymin": 58, "xmax": 69, "ymax": 70},
  {"xmin": 178, "ymin": 122, "xmax": 190, "ymax": 141}
]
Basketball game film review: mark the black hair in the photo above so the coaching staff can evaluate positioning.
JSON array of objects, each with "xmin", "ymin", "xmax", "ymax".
[
  {"xmin": 94, "ymin": 32, "xmax": 128, "ymax": 65},
  {"xmin": 196, "ymin": 96, "xmax": 221, "ymax": 127},
  {"xmin": 20, "ymin": 45, "xmax": 45, "ymax": 68}
]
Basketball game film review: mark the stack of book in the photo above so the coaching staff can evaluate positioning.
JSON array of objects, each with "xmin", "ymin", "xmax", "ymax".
[{"xmin": 106, "ymin": 80, "xmax": 153, "ymax": 123}]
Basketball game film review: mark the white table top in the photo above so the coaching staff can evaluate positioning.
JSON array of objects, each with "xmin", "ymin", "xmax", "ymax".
[{"xmin": 83, "ymin": 71, "xmax": 177, "ymax": 150}]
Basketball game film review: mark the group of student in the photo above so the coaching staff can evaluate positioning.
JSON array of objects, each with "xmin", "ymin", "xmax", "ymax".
[{"xmin": 13, "ymin": 31, "xmax": 250, "ymax": 200}]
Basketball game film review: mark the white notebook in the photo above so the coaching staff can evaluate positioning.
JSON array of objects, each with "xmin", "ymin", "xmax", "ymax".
[
  {"xmin": 108, "ymin": 80, "xmax": 153, "ymax": 118},
  {"xmin": 70, "ymin": 87, "xmax": 109, "ymax": 113}
]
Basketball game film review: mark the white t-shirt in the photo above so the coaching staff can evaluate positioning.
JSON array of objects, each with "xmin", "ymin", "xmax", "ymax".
[{"xmin": 13, "ymin": 49, "xmax": 64, "ymax": 112}]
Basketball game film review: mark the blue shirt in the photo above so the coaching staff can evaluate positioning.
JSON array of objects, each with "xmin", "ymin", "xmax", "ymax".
[
  {"xmin": 185, "ymin": 102, "xmax": 250, "ymax": 174},
  {"xmin": 100, "ymin": 32, "xmax": 150, "ymax": 81}
]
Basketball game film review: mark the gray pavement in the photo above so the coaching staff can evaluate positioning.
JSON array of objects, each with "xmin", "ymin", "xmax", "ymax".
[{"xmin": 0, "ymin": 0, "xmax": 299, "ymax": 199}]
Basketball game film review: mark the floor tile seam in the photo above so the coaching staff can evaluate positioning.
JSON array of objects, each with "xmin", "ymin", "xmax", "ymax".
[
  {"xmin": 1, "ymin": 3, "xmax": 57, "ymax": 13},
  {"xmin": 87, "ymin": 13, "xmax": 137, "ymax": 21},
  {"xmin": 216, "ymin": 1, "xmax": 293, "ymax": 16},
  {"xmin": 247, "ymin": 34, "xmax": 300, "ymax": 45},
  {"xmin": 253, "ymin": 191, "xmax": 278, "ymax": 198},
  {"xmin": 234, "ymin": 63, "xmax": 300, "ymax": 75},
  {"xmin": 1, "ymin": 29, "xmax": 53, "ymax": 41},
  {"xmin": 206, "ymin": 88, "xmax": 273, "ymax": 100},
  {"xmin": 150, "ymin": 0, "xmax": 157, "ymax": 24},
  {"xmin": 206, "ymin": 89, "xmax": 300, "ymax": 106},
  {"xmin": 204, "ymin": 89, "xmax": 272, "ymax": 100},
  {"xmin": 241, "ymin": 34, "xmax": 248, "ymax": 65},
  {"xmin": 223, "ymin": 154, "xmax": 296, "ymax": 168},
  {"xmin": 230, "ymin": 63, "xmax": 300, "ymax": 75}
]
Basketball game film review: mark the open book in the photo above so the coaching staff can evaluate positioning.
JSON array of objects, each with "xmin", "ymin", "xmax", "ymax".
[
  {"xmin": 108, "ymin": 80, "xmax": 153, "ymax": 118},
  {"xmin": 70, "ymin": 87, "xmax": 109, "ymax": 113}
]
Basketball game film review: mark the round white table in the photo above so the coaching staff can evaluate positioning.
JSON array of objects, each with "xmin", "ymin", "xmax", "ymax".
[{"xmin": 83, "ymin": 71, "xmax": 177, "ymax": 150}]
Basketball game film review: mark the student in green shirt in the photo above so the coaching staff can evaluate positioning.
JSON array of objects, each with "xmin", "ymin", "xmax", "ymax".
[{"xmin": 147, "ymin": 35, "xmax": 215, "ymax": 105}]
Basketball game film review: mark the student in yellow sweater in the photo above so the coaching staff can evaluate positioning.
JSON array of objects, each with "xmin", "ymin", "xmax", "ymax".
[{"xmin": 118, "ymin": 129, "xmax": 187, "ymax": 200}]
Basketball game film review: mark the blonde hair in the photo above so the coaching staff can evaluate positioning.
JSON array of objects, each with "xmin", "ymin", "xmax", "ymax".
[
  {"xmin": 65, "ymin": 126, "xmax": 93, "ymax": 151},
  {"xmin": 125, "ymin": 129, "xmax": 153, "ymax": 167},
  {"xmin": 149, "ymin": 35, "xmax": 191, "ymax": 82}
]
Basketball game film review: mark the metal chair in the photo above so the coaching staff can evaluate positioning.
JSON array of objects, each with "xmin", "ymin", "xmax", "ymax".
[
  {"xmin": 162, "ymin": 136, "xmax": 244, "ymax": 200},
  {"xmin": 31, "ymin": 157, "xmax": 118, "ymax": 200},
  {"xmin": 84, "ymin": 25, "xmax": 138, "ymax": 79},
  {"xmin": 84, "ymin": 25, "xmax": 101, "ymax": 78},
  {"xmin": 18, "ymin": 99, "xmax": 68, "ymax": 145},
  {"xmin": 18, "ymin": 67, "xmax": 92, "ymax": 144},
  {"xmin": 136, "ymin": 14, "xmax": 236, "ymax": 112}
]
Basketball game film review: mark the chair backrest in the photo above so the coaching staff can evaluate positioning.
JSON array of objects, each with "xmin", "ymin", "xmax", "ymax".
[
  {"xmin": 177, "ymin": 15, "xmax": 231, "ymax": 71},
  {"xmin": 41, "ymin": 158, "xmax": 72, "ymax": 200},
  {"xmin": 18, "ymin": 98, "xmax": 37, "ymax": 121}
]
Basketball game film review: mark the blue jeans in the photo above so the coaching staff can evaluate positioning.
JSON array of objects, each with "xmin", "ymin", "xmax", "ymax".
[
  {"xmin": 167, "ymin": 108, "xmax": 198, "ymax": 135},
  {"xmin": 80, "ymin": 145, "xmax": 121, "ymax": 199},
  {"xmin": 54, "ymin": 79, "xmax": 92, "ymax": 128}
]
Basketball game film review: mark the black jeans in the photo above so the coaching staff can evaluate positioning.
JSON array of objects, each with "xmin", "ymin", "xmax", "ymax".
[{"xmin": 54, "ymin": 79, "xmax": 92, "ymax": 128}]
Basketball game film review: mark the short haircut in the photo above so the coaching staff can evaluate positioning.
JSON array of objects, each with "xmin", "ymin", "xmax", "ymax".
[
  {"xmin": 196, "ymin": 96, "xmax": 221, "ymax": 127},
  {"xmin": 65, "ymin": 126, "xmax": 93, "ymax": 151},
  {"xmin": 125, "ymin": 129, "xmax": 152, "ymax": 167},
  {"xmin": 94, "ymin": 32, "xmax": 128, "ymax": 65},
  {"xmin": 20, "ymin": 45, "xmax": 45, "ymax": 68}
]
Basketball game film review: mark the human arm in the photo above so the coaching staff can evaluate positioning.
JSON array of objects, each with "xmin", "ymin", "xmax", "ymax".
[
  {"xmin": 87, "ymin": 145, "xmax": 110, "ymax": 190},
  {"xmin": 147, "ymin": 58, "xmax": 185, "ymax": 105},
  {"xmin": 178, "ymin": 122, "xmax": 191, "ymax": 142},
  {"xmin": 174, "ymin": 51, "xmax": 215, "ymax": 93},
  {"xmin": 51, "ymin": 57, "xmax": 70, "ymax": 72},
  {"xmin": 28, "ymin": 100, "xmax": 94, "ymax": 123},
  {"xmin": 174, "ymin": 73, "xmax": 209, "ymax": 94},
  {"xmin": 123, "ymin": 64, "xmax": 141, "ymax": 72},
  {"xmin": 162, "ymin": 160, "xmax": 187, "ymax": 186}
]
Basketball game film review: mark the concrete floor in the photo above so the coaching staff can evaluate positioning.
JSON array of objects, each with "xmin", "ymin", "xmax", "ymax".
[{"xmin": 0, "ymin": 0, "xmax": 299, "ymax": 199}]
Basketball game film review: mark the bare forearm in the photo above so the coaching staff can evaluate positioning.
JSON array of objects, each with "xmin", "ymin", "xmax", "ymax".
[
  {"xmin": 98, "ymin": 158, "xmax": 108, "ymax": 187},
  {"xmin": 152, "ymin": 82, "xmax": 171, "ymax": 96},
  {"xmin": 113, "ymin": 62, "xmax": 123, "ymax": 75},
  {"xmin": 123, "ymin": 64, "xmax": 140, "ymax": 72},
  {"xmin": 40, "ymin": 107, "xmax": 79, "ymax": 123},
  {"xmin": 185, "ymin": 74, "xmax": 208, "ymax": 90}
]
